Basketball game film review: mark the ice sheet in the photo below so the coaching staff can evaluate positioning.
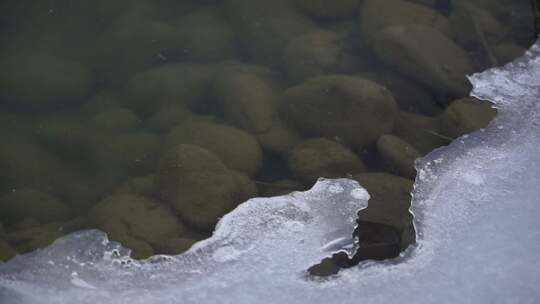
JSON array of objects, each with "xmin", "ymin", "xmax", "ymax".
[{"xmin": 1, "ymin": 40, "xmax": 540, "ymax": 304}]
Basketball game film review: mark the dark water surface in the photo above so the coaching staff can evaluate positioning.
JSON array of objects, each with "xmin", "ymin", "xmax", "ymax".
[{"xmin": 0, "ymin": 0, "xmax": 535, "ymax": 261}]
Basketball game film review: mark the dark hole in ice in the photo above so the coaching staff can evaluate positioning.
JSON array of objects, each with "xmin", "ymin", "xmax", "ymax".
[{"xmin": 308, "ymin": 221, "xmax": 400, "ymax": 277}]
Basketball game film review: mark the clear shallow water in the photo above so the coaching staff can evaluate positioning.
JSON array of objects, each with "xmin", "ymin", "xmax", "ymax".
[
  {"xmin": 0, "ymin": 0, "xmax": 536, "ymax": 261},
  {"xmin": 1, "ymin": 38, "xmax": 540, "ymax": 303}
]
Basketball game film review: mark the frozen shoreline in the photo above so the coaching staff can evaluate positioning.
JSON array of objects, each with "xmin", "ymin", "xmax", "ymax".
[{"xmin": 1, "ymin": 39, "xmax": 540, "ymax": 304}]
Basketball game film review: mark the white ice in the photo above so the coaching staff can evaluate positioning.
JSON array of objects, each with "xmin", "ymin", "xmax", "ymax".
[{"xmin": 1, "ymin": 40, "xmax": 540, "ymax": 304}]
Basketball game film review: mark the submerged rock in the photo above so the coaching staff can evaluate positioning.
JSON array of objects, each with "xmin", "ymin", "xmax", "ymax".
[
  {"xmin": 257, "ymin": 179, "xmax": 306, "ymax": 197},
  {"xmin": 114, "ymin": 174, "xmax": 157, "ymax": 197},
  {"xmin": 449, "ymin": 1, "xmax": 507, "ymax": 50},
  {"xmin": 360, "ymin": 0, "xmax": 451, "ymax": 43},
  {"xmin": 0, "ymin": 239, "xmax": 16, "ymax": 261},
  {"xmin": 213, "ymin": 71, "xmax": 277, "ymax": 134},
  {"xmin": 255, "ymin": 119, "xmax": 301, "ymax": 155},
  {"xmin": 128, "ymin": 63, "xmax": 215, "ymax": 115},
  {"xmin": 0, "ymin": 189, "xmax": 72, "ymax": 225},
  {"xmin": 169, "ymin": 120, "xmax": 263, "ymax": 176},
  {"xmin": 174, "ymin": 7, "xmax": 237, "ymax": 62},
  {"xmin": 6, "ymin": 226, "xmax": 64, "ymax": 254},
  {"xmin": 0, "ymin": 52, "xmax": 92, "ymax": 111},
  {"xmin": 363, "ymin": 69, "xmax": 442, "ymax": 115},
  {"xmin": 373, "ymin": 25, "xmax": 473, "ymax": 96},
  {"xmin": 392, "ymin": 111, "xmax": 449, "ymax": 155},
  {"xmin": 353, "ymin": 173, "xmax": 415, "ymax": 249},
  {"xmin": 439, "ymin": 97, "xmax": 497, "ymax": 138},
  {"xmin": 225, "ymin": 0, "xmax": 316, "ymax": 67},
  {"xmin": 155, "ymin": 144, "xmax": 254, "ymax": 231},
  {"xmin": 92, "ymin": 107, "xmax": 139, "ymax": 132},
  {"xmin": 377, "ymin": 135, "xmax": 421, "ymax": 179},
  {"xmin": 294, "ymin": 0, "xmax": 359, "ymax": 19},
  {"xmin": 281, "ymin": 75, "xmax": 398, "ymax": 149},
  {"xmin": 283, "ymin": 30, "xmax": 343, "ymax": 82},
  {"xmin": 289, "ymin": 138, "xmax": 367, "ymax": 185},
  {"xmin": 90, "ymin": 194, "xmax": 184, "ymax": 259}
]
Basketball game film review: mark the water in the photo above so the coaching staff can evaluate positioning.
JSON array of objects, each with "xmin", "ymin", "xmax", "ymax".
[{"xmin": 0, "ymin": 0, "xmax": 536, "ymax": 261}]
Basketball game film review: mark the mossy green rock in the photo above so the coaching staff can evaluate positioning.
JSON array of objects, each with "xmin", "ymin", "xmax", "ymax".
[
  {"xmin": 255, "ymin": 119, "xmax": 300, "ymax": 155},
  {"xmin": 90, "ymin": 194, "xmax": 184, "ymax": 259},
  {"xmin": 155, "ymin": 144, "xmax": 250, "ymax": 231},
  {"xmin": 169, "ymin": 121, "xmax": 263, "ymax": 176},
  {"xmin": 392, "ymin": 111, "xmax": 448, "ymax": 155},
  {"xmin": 440, "ymin": 98, "xmax": 497, "ymax": 138},
  {"xmin": 373, "ymin": 25, "xmax": 473, "ymax": 96},
  {"xmin": 6, "ymin": 226, "xmax": 64, "ymax": 253},
  {"xmin": 377, "ymin": 135, "xmax": 421, "ymax": 179},
  {"xmin": 281, "ymin": 75, "xmax": 398, "ymax": 149},
  {"xmin": 213, "ymin": 71, "xmax": 277, "ymax": 134},
  {"xmin": 289, "ymin": 138, "xmax": 367, "ymax": 184}
]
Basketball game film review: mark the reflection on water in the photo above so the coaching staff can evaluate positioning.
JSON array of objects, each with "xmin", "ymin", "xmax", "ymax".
[{"xmin": 0, "ymin": 0, "xmax": 535, "ymax": 261}]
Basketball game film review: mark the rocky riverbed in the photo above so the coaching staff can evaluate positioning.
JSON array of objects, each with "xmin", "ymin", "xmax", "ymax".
[{"xmin": 0, "ymin": 0, "xmax": 534, "ymax": 261}]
